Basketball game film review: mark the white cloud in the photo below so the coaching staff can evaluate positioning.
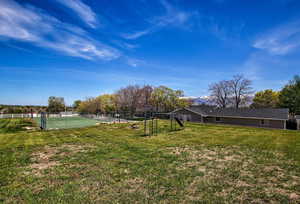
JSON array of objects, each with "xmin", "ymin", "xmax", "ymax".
[
  {"xmin": 156, "ymin": 0, "xmax": 191, "ymax": 26},
  {"xmin": 126, "ymin": 58, "xmax": 145, "ymax": 67},
  {"xmin": 55, "ymin": 0, "xmax": 98, "ymax": 28},
  {"xmin": 112, "ymin": 40, "xmax": 139, "ymax": 50},
  {"xmin": 122, "ymin": 0, "xmax": 194, "ymax": 39},
  {"xmin": 122, "ymin": 29, "xmax": 153, "ymax": 40},
  {"xmin": 237, "ymin": 51, "xmax": 296, "ymax": 92},
  {"xmin": 0, "ymin": 0, "xmax": 120, "ymax": 60},
  {"xmin": 253, "ymin": 21, "xmax": 300, "ymax": 55}
]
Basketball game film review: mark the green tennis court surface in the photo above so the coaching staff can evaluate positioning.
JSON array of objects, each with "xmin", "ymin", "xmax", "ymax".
[{"xmin": 35, "ymin": 116, "xmax": 99, "ymax": 130}]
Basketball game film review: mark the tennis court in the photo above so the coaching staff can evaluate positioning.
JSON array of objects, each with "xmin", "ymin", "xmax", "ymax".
[{"xmin": 35, "ymin": 116, "xmax": 100, "ymax": 130}]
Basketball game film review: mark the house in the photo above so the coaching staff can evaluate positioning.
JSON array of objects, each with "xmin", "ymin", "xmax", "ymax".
[{"xmin": 172, "ymin": 106, "xmax": 289, "ymax": 129}]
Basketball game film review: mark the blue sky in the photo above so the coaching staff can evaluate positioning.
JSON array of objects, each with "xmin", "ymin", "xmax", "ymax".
[{"xmin": 1, "ymin": 0, "xmax": 300, "ymax": 105}]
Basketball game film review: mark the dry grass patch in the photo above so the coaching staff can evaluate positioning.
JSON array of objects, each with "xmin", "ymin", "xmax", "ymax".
[
  {"xmin": 25, "ymin": 144, "xmax": 95, "ymax": 176},
  {"xmin": 78, "ymin": 175, "xmax": 150, "ymax": 203},
  {"xmin": 123, "ymin": 177, "xmax": 147, "ymax": 193},
  {"xmin": 167, "ymin": 146, "xmax": 300, "ymax": 203}
]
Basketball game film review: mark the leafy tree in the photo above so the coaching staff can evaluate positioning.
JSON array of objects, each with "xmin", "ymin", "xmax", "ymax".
[
  {"xmin": 177, "ymin": 98, "xmax": 192, "ymax": 109},
  {"xmin": 73, "ymin": 100, "xmax": 82, "ymax": 111},
  {"xmin": 251, "ymin": 89, "xmax": 279, "ymax": 108},
  {"xmin": 77, "ymin": 97, "xmax": 99, "ymax": 114},
  {"xmin": 278, "ymin": 75, "xmax": 300, "ymax": 114},
  {"xmin": 150, "ymin": 86, "xmax": 185, "ymax": 112},
  {"xmin": 77, "ymin": 95, "xmax": 117, "ymax": 114},
  {"xmin": 48, "ymin": 96, "xmax": 65, "ymax": 113},
  {"xmin": 97, "ymin": 94, "xmax": 117, "ymax": 113}
]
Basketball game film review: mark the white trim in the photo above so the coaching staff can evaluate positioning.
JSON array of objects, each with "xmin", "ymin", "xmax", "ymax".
[{"xmin": 284, "ymin": 120, "xmax": 287, "ymax": 130}]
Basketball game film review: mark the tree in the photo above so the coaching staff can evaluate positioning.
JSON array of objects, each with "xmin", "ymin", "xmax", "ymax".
[
  {"xmin": 48, "ymin": 96, "xmax": 65, "ymax": 113},
  {"xmin": 137, "ymin": 85, "xmax": 153, "ymax": 110},
  {"xmin": 251, "ymin": 89, "xmax": 279, "ymax": 108},
  {"xmin": 96, "ymin": 94, "xmax": 117, "ymax": 113},
  {"xmin": 229, "ymin": 75, "xmax": 253, "ymax": 109},
  {"xmin": 115, "ymin": 85, "xmax": 142, "ymax": 116},
  {"xmin": 209, "ymin": 80, "xmax": 231, "ymax": 108},
  {"xmin": 150, "ymin": 86, "xmax": 185, "ymax": 112},
  {"xmin": 278, "ymin": 75, "xmax": 300, "ymax": 114},
  {"xmin": 77, "ymin": 97, "xmax": 100, "ymax": 114},
  {"xmin": 73, "ymin": 100, "xmax": 82, "ymax": 111}
]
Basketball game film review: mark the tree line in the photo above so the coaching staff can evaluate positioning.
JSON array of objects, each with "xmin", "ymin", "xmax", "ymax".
[
  {"xmin": 0, "ymin": 85, "xmax": 189, "ymax": 115},
  {"xmin": 0, "ymin": 105, "xmax": 47, "ymax": 114},
  {"xmin": 209, "ymin": 74, "xmax": 300, "ymax": 114},
  {"xmin": 0, "ymin": 97, "xmax": 70, "ymax": 114},
  {"xmin": 75, "ymin": 85, "xmax": 190, "ymax": 115}
]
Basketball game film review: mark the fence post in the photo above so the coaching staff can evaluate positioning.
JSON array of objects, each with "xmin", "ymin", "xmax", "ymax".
[
  {"xmin": 151, "ymin": 117, "xmax": 154, "ymax": 135},
  {"xmin": 170, "ymin": 114, "xmax": 173, "ymax": 131},
  {"xmin": 155, "ymin": 118, "xmax": 158, "ymax": 135},
  {"xmin": 144, "ymin": 112, "xmax": 147, "ymax": 135}
]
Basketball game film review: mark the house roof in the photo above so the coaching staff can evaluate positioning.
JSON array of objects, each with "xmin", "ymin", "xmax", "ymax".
[{"xmin": 183, "ymin": 106, "xmax": 289, "ymax": 120}]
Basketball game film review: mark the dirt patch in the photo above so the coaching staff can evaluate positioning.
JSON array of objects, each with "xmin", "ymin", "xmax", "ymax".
[
  {"xmin": 290, "ymin": 193, "xmax": 300, "ymax": 200},
  {"xmin": 26, "ymin": 144, "xmax": 95, "ymax": 176},
  {"xmin": 124, "ymin": 177, "xmax": 146, "ymax": 193}
]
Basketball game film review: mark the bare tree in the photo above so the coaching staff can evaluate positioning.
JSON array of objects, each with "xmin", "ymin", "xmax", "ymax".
[
  {"xmin": 229, "ymin": 75, "xmax": 253, "ymax": 109},
  {"xmin": 209, "ymin": 80, "xmax": 231, "ymax": 108},
  {"xmin": 137, "ymin": 85, "xmax": 153, "ymax": 110},
  {"xmin": 115, "ymin": 85, "xmax": 142, "ymax": 116}
]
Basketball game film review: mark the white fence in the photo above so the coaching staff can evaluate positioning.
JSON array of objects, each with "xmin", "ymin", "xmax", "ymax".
[
  {"xmin": 0, "ymin": 113, "xmax": 79, "ymax": 119},
  {"xmin": 0, "ymin": 113, "xmax": 39, "ymax": 119}
]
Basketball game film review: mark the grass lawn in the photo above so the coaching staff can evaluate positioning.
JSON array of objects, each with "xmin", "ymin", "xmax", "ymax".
[
  {"xmin": 0, "ymin": 118, "xmax": 37, "ymax": 133},
  {"xmin": 0, "ymin": 121, "xmax": 300, "ymax": 203}
]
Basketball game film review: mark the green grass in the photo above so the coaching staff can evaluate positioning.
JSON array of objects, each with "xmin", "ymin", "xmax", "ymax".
[
  {"xmin": 0, "ymin": 121, "xmax": 300, "ymax": 203},
  {"xmin": 0, "ymin": 118, "xmax": 37, "ymax": 133},
  {"xmin": 34, "ymin": 116, "xmax": 99, "ymax": 130}
]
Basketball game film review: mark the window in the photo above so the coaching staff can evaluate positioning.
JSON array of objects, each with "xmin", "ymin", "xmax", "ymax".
[
  {"xmin": 261, "ymin": 119, "xmax": 265, "ymax": 125},
  {"xmin": 216, "ymin": 117, "xmax": 221, "ymax": 122}
]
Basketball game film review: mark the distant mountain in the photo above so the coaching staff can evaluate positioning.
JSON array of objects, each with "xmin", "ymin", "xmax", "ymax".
[
  {"xmin": 193, "ymin": 97, "xmax": 210, "ymax": 105},
  {"xmin": 181, "ymin": 96, "xmax": 211, "ymax": 105},
  {"xmin": 181, "ymin": 95, "xmax": 254, "ymax": 107}
]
